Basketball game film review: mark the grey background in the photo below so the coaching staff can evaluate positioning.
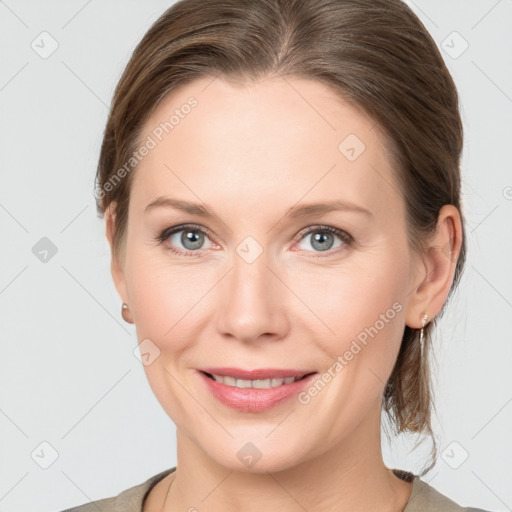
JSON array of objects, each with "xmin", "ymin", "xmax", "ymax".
[{"xmin": 0, "ymin": 1, "xmax": 511, "ymax": 511}]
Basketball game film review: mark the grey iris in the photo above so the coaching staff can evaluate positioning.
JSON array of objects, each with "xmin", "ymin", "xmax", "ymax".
[
  {"xmin": 182, "ymin": 230, "xmax": 204, "ymax": 250},
  {"xmin": 311, "ymin": 231, "xmax": 334, "ymax": 251}
]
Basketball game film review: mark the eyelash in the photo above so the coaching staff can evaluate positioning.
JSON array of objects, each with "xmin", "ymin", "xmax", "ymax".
[{"xmin": 155, "ymin": 223, "xmax": 354, "ymax": 258}]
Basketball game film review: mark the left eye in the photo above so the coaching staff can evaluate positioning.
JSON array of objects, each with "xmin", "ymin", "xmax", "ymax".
[{"xmin": 295, "ymin": 226, "xmax": 352, "ymax": 254}]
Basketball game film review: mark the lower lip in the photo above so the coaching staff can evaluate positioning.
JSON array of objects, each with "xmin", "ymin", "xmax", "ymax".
[{"xmin": 198, "ymin": 371, "xmax": 318, "ymax": 412}]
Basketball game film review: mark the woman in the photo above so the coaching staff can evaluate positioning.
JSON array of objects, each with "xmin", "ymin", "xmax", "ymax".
[{"xmin": 61, "ymin": 0, "xmax": 492, "ymax": 510}]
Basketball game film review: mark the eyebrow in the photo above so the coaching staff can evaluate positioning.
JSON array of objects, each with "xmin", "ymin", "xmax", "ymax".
[{"xmin": 144, "ymin": 196, "xmax": 373, "ymax": 219}]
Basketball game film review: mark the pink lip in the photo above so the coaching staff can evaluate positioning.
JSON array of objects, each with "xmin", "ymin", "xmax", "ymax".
[
  {"xmin": 199, "ymin": 367, "xmax": 315, "ymax": 380},
  {"xmin": 197, "ymin": 370, "xmax": 319, "ymax": 412}
]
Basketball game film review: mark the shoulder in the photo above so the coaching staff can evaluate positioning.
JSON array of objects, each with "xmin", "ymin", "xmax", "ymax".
[
  {"xmin": 55, "ymin": 467, "xmax": 176, "ymax": 512},
  {"xmin": 405, "ymin": 475, "xmax": 494, "ymax": 512},
  {"xmin": 57, "ymin": 494, "xmax": 116, "ymax": 512}
]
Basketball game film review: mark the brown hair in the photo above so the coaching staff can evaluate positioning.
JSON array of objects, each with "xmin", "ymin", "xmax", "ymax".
[{"xmin": 95, "ymin": 0, "xmax": 466, "ymax": 476}]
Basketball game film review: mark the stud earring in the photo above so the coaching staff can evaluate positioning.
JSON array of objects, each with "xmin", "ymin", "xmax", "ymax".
[{"xmin": 121, "ymin": 303, "xmax": 133, "ymax": 324}]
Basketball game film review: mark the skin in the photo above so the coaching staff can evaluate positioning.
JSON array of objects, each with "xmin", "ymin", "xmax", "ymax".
[{"xmin": 105, "ymin": 75, "xmax": 462, "ymax": 511}]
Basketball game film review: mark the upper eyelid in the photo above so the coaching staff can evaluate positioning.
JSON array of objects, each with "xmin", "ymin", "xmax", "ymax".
[{"xmin": 163, "ymin": 224, "xmax": 217, "ymax": 246}]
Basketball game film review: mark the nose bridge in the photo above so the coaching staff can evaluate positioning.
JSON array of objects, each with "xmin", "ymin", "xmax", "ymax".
[
  {"xmin": 233, "ymin": 242, "xmax": 269, "ymax": 297},
  {"xmin": 215, "ymin": 239, "xmax": 288, "ymax": 341}
]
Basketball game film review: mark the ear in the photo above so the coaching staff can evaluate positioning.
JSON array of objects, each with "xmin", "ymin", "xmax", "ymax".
[
  {"xmin": 105, "ymin": 204, "xmax": 129, "ymax": 306},
  {"xmin": 405, "ymin": 204, "xmax": 463, "ymax": 328}
]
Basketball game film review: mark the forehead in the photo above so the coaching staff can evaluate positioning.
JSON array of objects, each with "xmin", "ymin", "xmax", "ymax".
[{"xmin": 131, "ymin": 75, "xmax": 403, "ymax": 221}]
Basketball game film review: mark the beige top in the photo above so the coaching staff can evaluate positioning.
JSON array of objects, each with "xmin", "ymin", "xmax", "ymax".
[{"xmin": 58, "ymin": 467, "xmax": 491, "ymax": 512}]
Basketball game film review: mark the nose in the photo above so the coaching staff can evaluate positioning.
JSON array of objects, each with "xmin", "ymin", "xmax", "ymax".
[{"xmin": 215, "ymin": 247, "xmax": 290, "ymax": 344}]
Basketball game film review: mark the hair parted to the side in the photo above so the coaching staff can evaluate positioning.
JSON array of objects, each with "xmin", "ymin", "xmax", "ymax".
[{"xmin": 95, "ymin": 0, "xmax": 466, "ymax": 476}]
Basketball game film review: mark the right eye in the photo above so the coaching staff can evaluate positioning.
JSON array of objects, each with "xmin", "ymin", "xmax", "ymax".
[{"xmin": 156, "ymin": 224, "xmax": 216, "ymax": 257}]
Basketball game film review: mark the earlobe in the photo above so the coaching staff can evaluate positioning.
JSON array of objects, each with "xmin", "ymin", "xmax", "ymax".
[{"xmin": 405, "ymin": 205, "xmax": 463, "ymax": 329}]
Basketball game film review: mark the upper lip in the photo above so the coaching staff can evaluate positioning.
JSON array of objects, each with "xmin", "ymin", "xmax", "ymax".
[{"xmin": 199, "ymin": 367, "xmax": 317, "ymax": 380}]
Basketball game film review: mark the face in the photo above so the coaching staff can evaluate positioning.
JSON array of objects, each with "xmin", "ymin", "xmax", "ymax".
[{"xmin": 109, "ymin": 75, "xmax": 422, "ymax": 472}]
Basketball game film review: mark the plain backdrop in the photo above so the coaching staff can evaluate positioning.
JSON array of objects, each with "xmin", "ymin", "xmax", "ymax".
[{"xmin": 0, "ymin": 1, "xmax": 511, "ymax": 511}]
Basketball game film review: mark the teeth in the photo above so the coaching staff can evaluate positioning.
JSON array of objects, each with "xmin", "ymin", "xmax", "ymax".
[{"xmin": 210, "ymin": 374, "xmax": 302, "ymax": 388}]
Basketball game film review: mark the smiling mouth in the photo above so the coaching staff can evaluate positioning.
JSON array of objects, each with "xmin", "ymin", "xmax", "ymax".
[{"xmin": 201, "ymin": 371, "xmax": 316, "ymax": 389}]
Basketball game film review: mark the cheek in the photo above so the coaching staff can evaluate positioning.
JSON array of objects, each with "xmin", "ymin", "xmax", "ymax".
[
  {"xmin": 125, "ymin": 246, "xmax": 216, "ymax": 351},
  {"xmin": 292, "ymin": 262, "xmax": 407, "ymax": 426},
  {"xmin": 290, "ymin": 257, "xmax": 407, "ymax": 372}
]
